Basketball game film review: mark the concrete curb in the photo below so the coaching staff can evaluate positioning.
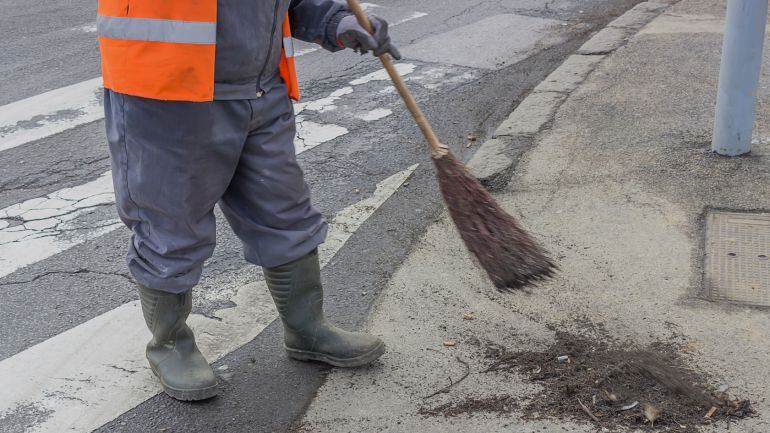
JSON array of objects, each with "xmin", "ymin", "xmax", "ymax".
[{"xmin": 468, "ymin": 1, "xmax": 671, "ymax": 189}]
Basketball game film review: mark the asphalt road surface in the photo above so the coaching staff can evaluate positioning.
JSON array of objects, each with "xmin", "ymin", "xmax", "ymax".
[{"xmin": 0, "ymin": 0, "xmax": 641, "ymax": 432}]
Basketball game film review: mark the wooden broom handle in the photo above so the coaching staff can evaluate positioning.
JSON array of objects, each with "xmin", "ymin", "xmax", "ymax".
[{"xmin": 345, "ymin": 0, "xmax": 448, "ymax": 158}]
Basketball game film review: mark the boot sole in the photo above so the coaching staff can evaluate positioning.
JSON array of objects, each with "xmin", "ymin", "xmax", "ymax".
[
  {"xmin": 285, "ymin": 341, "xmax": 386, "ymax": 367},
  {"xmin": 150, "ymin": 365, "xmax": 218, "ymax": 401}
]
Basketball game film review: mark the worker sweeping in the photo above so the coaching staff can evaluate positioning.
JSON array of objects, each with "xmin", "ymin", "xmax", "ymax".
[{"xmin": 97, "ymin": 0, "xmax": 400, "ymax": 401}]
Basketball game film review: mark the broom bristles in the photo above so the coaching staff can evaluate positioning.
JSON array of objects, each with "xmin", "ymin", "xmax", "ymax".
[{"xmin": 433, "ymin": 151, "xmax": 556, "ymax": 292}]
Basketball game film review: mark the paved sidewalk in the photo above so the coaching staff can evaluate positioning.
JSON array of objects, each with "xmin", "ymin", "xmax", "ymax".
[{"xmin": 295, "ymin": 1, "xmax": 770, "ymax": 432}]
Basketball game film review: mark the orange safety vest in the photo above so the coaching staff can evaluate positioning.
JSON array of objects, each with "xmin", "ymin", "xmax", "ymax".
[{"xmin": 97, "ymin": 1, "xmax": 300, "ymax": 102}]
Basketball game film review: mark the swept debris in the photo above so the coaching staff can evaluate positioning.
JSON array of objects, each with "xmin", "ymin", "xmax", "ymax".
[{"xmin": 476, "ymin": 332, "xmax": 754, "ymax": 432}]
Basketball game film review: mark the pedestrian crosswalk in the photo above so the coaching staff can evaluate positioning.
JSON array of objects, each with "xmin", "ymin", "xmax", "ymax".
[
  {"xmin": 0, "ymin": 164, "xmax": 417, "ymax": 433},
  {"xmin": 0, "ymin": 61, "xmax": 426, "ymax": 284},
  {"xmin": 0, "ymin": 5, "xmax": 446, "ymax": 432}
]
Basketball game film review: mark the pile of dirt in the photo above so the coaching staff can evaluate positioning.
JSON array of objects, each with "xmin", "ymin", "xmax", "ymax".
[{"xmin": 477, "ymin": 332, "xmax": 754, "ymax": 431}]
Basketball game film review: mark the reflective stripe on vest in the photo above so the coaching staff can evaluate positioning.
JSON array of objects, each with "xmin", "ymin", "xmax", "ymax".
[
  {"xmin": 97, "ymin": 16, "xmax": 217, "ymax": 45},
  {"xmin": 97, "ymin": 1, "xmax": 300, "ymax": 102},
  {"xmin": 279, "ymin": 15, "xmax": 301, "ymax": 102},
  {"xmin": 282, "ymin": 37, "xmax": 295, "ymax": 57}
]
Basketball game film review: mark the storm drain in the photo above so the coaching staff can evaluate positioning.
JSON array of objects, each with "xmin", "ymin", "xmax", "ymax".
[{"xmin": 705, "ymin": 211, "xmax": 770, "ymax": 307}]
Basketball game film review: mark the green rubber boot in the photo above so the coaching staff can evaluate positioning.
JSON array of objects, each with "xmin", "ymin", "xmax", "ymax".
[
  {"xmin": 263, "ymin": 250, "xmax": 386, "ymax": 367},
  {"xmin": 138, "ymin": 285, "xmax": 217, "ymax": 401}
]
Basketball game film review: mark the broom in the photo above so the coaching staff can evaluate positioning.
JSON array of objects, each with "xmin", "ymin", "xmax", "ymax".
[{"xmin": 345, "ymin": 0, "xmax": 556, "ymax": 291}]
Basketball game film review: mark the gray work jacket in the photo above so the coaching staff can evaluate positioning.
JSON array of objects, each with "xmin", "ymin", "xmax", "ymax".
[{"xmin": 214, "ymin": 0, "xmax": 348, "ymax": 100}]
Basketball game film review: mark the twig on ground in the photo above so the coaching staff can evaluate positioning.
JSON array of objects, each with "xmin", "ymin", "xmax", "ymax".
[
  {"xmin": 423, "ymin": 356, "xmax": 471, "ymax": 399},
  {"xmin": 579, "ymin": 398, "xmax": 600, "ymax": 423},
  {"xmin": 482, "ymin": 354, "xmax": 516, "ymax": 373}
]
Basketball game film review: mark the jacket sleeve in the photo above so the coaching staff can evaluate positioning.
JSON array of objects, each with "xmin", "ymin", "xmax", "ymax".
[{"xmin": 289, "ymin": 0, "xmax": 350, "ymax": 52}]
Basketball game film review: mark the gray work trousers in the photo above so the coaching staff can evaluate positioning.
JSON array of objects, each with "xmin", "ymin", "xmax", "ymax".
[{"xmin": 104, "ymin": 84, "xmax": 328, "ymax": 294}]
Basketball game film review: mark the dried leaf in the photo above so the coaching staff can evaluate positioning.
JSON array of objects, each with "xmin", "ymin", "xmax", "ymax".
[{"xmin": 643, "ymin": 403, "xmax": 661, "ymax": 425}]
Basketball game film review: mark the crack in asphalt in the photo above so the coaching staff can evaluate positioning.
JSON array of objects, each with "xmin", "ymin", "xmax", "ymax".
[
  {"xmin": 0, "ymin": 268, "xmax": 133, "ymax": 286},
  {"xmin": 441, "ymin": 0, "xmax": 497, "ymax": 25},
  {"xmin": 0, "ymin": 205, "xmax": 117, "ymax": 245},
  {"xmin": 7, "ymin": 198, "xmax": 112, "ymax": 224},
  {"xmin": 44, "ymin": 391, "xmax": 88, "ymax": 404},
  {"xmin": 294, "ymin": 130, "xmax": 308, "ymax": 149},
  {"xmin": 107, "ymin": 365, "xmax": 138, "ymax": 374}
]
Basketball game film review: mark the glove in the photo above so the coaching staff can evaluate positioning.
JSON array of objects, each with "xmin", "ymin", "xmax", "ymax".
[{"xmin": 336, "ymin": 14, "xmax": 402, "ymax": 60}]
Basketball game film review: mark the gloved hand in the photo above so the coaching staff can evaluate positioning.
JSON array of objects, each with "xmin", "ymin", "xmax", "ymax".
[{"xmin": 336, "ymin": 14, "xmax": 401, "ymax": 60}]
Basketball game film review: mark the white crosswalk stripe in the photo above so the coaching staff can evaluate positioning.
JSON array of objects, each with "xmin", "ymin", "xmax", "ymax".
[
  {"xmin": 0, "ymin": 164, "xmax": 417, "ymax": 433},
  {"xmin": 0, "ymin": 78, "xmax": 103, "ymax": 153}
]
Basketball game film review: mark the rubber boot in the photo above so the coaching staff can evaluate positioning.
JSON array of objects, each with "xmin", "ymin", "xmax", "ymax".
[
  {"xmin": 263, "ymin": 250, "xmax": 386, "ymax": 367},
  {"xmin": 138, "ymin": 285, "xmax": 218, "ymax": 401}
]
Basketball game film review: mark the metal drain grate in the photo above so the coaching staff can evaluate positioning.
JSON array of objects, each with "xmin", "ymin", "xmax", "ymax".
[{"xmin": 705, "ymin": 211, "xmax": 770, "ymax": 306}]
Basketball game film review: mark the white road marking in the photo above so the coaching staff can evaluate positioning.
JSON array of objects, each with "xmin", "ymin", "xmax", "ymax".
[
  {"xmin": 350, "ymin": 63, "xmax": 416, "ymax": 85},
  {"xmin": 356, "ymin": 108, "xmax": 393, "ymax": 122},
  {"xmin": 393, "ymin": 11, "xmax": 428, "ymax": 26},
  {"xmin": 0, "ymin": 78, "xmax": 103, "ymax": 153},
  {"xmin": 294, "ymin": 117, "xmax": 349, "ymax": 154},
  {"xmin": 0, "ymin": 165, "xmax": 418, "ymax": 433},
  {"xmin": 409, "ymin": 67, "xmax": 479, "ymax": 90},
  {"xmin": 294, "ymin": 47, "xmax": 320, "ymax": 57},
  {"xmin": 0, "ymin": 172, "xmax": 119, "ymax": 279},
  {"xmin": 360, "ymin": 3, "xmax": 381, "ymax": 11},
  {"xmin": 296, "ymin": 87, "xmax": 354, "ymax": 113},
  {"xmin": 71, "ymin": 23, "xmax": 97, "ymax": 33}
]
